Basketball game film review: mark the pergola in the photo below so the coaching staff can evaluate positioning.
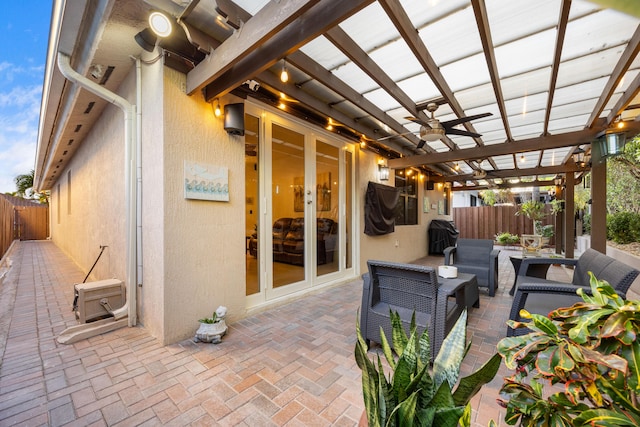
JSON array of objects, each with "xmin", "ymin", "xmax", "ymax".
[{"xmin": 36, "ymin": 0, "xmax": 640, "ymax": 256}]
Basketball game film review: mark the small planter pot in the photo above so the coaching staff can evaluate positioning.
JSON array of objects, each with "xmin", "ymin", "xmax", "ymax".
[
  {"xmin": 194, "ymin": 320, "xmax": 227, "ymax": 344},
  {"xmin": 521, "ymin": 234, "xmax": 543, "ymax": 257}
]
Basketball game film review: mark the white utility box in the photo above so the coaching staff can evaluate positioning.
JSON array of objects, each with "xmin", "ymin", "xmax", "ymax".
[{"xmin": 74, "ymin": 279, "xmax": 125, "ymax": 323}]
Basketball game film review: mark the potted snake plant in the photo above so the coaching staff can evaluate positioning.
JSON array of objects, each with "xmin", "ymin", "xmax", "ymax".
[{"xmin": 355, "ymin": 309, "xmax": 501, "ymax": 426}]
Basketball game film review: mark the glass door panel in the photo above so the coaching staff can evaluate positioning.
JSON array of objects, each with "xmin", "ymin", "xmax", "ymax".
[
  {"xmin": 316, "ymin": 141, "xmax": 339, "ymax": 277},
  {"xmin": 245, "ymin": 114, "xmax": 260, "ymax": 295},
  {"xmin": 271, "ymin": 124, "xmax": 306, "ymax": 288}
]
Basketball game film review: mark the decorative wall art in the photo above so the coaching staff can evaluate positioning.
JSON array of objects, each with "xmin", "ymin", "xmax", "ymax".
[
  {"xmin": 423, "ymin": 196, "xmax": 430, "ymax": 213},
  {"xmin": 184, "ymin": 161, "xmax": 229, "ymax": 201}
]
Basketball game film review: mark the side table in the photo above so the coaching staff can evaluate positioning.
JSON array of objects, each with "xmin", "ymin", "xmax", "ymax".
[
  {"xmin": 508, "ymin": 255, "xmax": 551, "ymax": 295},
  {"xmin": 439, "ymin": 272, "xmax": 479, "ymax": 309}
]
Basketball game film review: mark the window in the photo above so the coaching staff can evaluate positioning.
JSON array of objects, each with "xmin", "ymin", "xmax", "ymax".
[{"xmin": 394, "ymin": 168, "xmax": 417, "ymax": 225}]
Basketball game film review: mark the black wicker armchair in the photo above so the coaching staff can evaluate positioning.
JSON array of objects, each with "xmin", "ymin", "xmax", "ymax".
[
  {"xmin": 444, "ymin": 238, "xmax": 500, "ymax": 296},
  {"xmin": 507, "ymin": 248, "xmax": 639, "ymax": 336},
  {"xmin": 360, "ymin": 260, "xmax": 467, "ymax": 360}
]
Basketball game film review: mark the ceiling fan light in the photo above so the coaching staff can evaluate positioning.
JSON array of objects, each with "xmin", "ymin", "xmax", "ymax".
[{"xmin": 423, "ymin": 130, "xmax": 444, "ymax": 142}]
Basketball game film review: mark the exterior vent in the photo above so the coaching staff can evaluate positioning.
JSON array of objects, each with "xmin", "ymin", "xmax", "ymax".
[
  {"xmin": 100, "ymin": 66, "xmax": 115, "ymax": 85},
  {"xmin": 84, "ymin": 101, "xmax": 95, "ymax": 114},
  {"xmin": 74, "ymin": 124, "xmax": 82, "ymax": 132},
  {"xmin": 73, "ymin": 279, "xmax": 125, "ymax": 323}
]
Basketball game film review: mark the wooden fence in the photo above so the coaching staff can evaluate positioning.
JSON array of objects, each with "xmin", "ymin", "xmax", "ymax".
[
  {"xmin": 0, "ymin": 194, "xmax": 49, "ymax": 260},
  {"xmin": 453, "ymin": 205, "xmax": 554, "ymax": 241}
]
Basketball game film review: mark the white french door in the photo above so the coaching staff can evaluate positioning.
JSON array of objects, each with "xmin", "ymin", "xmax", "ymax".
[{"xmin": 244, "ymin": 103, "xmax": 354, "ymax": 307}]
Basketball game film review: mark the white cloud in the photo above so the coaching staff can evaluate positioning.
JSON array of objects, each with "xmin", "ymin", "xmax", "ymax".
[{"xmin": 0, "ymin": 63, "xmax": 42, "ymax": 193}]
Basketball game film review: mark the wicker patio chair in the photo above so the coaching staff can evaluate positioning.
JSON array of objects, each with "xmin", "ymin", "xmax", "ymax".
[
  {"xmin": 444, "ymin": 238, "xmax": 500, "ymax": 296},
  {"xmin": 360, "ymin": 260, "xmax": 467, "ymax": 360}
]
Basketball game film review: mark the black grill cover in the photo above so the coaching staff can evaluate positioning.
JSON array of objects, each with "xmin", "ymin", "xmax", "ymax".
[
  {"xmin": 428, "ymin": 220, "xmax": 459, "ymax": 254},
  {"xmin": 364, "ymin": 182, "xmax": 400, "ymax": 236}
]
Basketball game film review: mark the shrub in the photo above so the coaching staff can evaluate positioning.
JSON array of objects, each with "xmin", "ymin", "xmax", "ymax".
[
  {"xmin": 497, "ymin": 273, "xmax": 640, "ymax": 426},
  {"xmin": 495, "ymin": 232, "xmax": 520, "ymax": 245},
  {"xmin": 607, "ymin": 211, "xmax": 640, "ymax": 244}
]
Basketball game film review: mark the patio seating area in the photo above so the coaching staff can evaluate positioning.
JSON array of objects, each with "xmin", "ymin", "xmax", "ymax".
[{"xmin": 1, "ymin": 240, "xmax": 579, "ymax": 426}]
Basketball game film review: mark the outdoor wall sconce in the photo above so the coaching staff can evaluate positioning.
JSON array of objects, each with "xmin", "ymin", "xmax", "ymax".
[
  {"xmin": 378, "ymin": 162, "xmax": 390, "ymax": 181},
  {"xmin": 134, "ymin": 11, "xmax": 205, "ymax": 71},
  {"xmin": 211, "ymin": 98, "xmax": 222, "ymax": 117}
]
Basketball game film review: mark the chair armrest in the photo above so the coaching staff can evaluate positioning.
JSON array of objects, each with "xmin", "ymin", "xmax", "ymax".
[
  {"xmin": 443, "ymin": 246, "xmax": 456, "ymax": 265},
  {"xmin": 519, "ymin": 257, "xmax": 577, "ymax": 277},
  {"xmin": 507, "ymin": 281, "xmax": 588, "ymax": 336},
  {"xmin": 360, "ymin": 273, "xmax": 371, "ymax": 340}
]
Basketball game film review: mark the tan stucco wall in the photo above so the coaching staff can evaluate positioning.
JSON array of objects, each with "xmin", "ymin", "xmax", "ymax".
[
  {"xmin": 357, "ymin": 149, "xmax": 452, "ymax": 274},
  {"xmin": 47, "ymin": 59, "xmax": 453, "ymax": 347},
  {"xmin": 160, "ymin": 68, "xmax": 246, "ymax": 345},
  {"xmin": 49, "ymin": 73, "xmax": 130, "ymax": 286}
]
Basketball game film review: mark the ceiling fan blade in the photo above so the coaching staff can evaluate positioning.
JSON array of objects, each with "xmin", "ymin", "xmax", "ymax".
[
  {"xmin": 377, "ymin": 131, "xmax": 418, "ymax": 141},
  {"xmin": 445, "ymin": 128, "xmax": 482, "ymax": 138},
  {"xmin": 405, "ymin": 116, "xmax": 429, "ymax": 126},
  {"xmin": 442, "ymin": 112, "xmax": 492, "ymax": 128},
  {"xmin": 416, "ymin": 139, "xmax": 426, "ymax": 149}
]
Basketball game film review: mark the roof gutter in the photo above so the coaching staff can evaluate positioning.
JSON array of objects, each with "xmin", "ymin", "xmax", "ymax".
[{"xmin": 57, "ymin": 52, "xmax": 137, "ymax": 327}]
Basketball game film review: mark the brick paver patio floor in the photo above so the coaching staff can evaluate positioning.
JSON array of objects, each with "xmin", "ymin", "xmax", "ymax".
[{"xmin": 0, "ymin": 240, "xmax": 573, "ymax": 426}]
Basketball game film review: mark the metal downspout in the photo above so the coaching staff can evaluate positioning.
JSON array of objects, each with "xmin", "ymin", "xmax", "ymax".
[{"xmin": 57, "ymin": 53, "xmax": 137, "ymax": 327}]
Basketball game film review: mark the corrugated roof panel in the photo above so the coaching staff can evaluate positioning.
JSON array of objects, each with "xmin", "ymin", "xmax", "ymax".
[
  {"xmin": 486, "ymin": 0, "xmax": 561, "ymax": 45},
  {"xmin": 299, "ymin": 36, "xmax": 350, "ymax": 71},
  {"xmin": 562, "ymin": 9, "xmax": 639, "ymax": 61},
  {"xmin": 495, "ymin": 29, "xmax": 557, "ymax": 78},
  {"xmin": 418, "ymin": 6, "xmax": 481, "ymax": 66}
]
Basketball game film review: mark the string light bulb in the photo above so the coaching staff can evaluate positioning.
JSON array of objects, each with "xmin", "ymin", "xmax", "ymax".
[
  {"xmin": 520, "ymin": 154, "xmax": 525, "ymax": 163},
  {"xmin": 213, "ymin": 99, "xmax": 221, "ymax": 117},
  {"xmin": 280, "ymin": 59, "xmax": 289, "ymax": 83}
]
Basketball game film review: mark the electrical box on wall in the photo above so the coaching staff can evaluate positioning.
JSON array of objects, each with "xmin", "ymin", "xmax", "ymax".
[{"xmin": 74, "ymin": 279, "xmax": 125, "ymax": 323}]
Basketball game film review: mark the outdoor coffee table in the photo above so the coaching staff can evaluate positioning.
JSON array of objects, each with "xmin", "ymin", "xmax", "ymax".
[
  {"xmin": 508, "ymin": 254, "xmax": 551, "ymax": 295},
  {"xmin": 439, "ymin": 272, "xmax": 479, "ymax": 310}
]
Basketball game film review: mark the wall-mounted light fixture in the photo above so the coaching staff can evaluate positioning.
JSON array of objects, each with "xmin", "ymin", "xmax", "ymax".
[
  {"xmin": 378, "ymin": 160, "xmax": 389, "ymax": 181},
  {"xmin": 149, "ymin": 11, "xmax": 172, "ymax": 37},
  {"xmin": 280, "ymin": 59, "xmax": 289, "ymax": 83},
  {"xmin": 134, "ymin": 11, "xmax": 205, "ymax": 72}
]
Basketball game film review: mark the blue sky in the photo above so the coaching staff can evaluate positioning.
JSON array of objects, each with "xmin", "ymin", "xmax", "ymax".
[{"xmin": 0, "ymin": 1, "xmax": 52, "ymax": 194}]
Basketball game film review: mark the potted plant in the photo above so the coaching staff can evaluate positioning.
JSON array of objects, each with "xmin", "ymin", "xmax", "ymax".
[
  {"xmin": 496, "ymin": 273, "xmax": 640, "ymax": 426},
  {"xmin": 355, "ymin": 309, "xmax": 501, "ymax": 426},
  {"xmin": 516, "ymin": 199, "xmax": 563, "ymax": 255},
  {"xmin": 194, "ymin": 305, "xmax": 227, "ymax": 343}
]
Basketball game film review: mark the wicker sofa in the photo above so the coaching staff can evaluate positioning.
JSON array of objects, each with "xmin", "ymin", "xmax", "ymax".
[{"xmin": 508, "ymin": 248, "xmax": 639, "ymax": 336}]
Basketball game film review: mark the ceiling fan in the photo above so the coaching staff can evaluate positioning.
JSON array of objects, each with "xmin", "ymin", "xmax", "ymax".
[
  {"xmin": 410, "ymin": 103, "xmax": 492, "ymax": 149},
  {"xmin": 379, "ymin": 103, "xmax": 492, "ymax": 149}
]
